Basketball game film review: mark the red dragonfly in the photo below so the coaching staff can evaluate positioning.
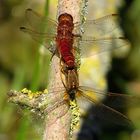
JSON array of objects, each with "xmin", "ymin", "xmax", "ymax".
[{"xmin": 20, "ymin": 9, "xmax": 137, "ymax": 126}]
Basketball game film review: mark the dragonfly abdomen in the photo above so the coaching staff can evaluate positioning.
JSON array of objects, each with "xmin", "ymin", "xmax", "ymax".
[
  {"xmin": 56, "ymin": 13, "xmax": 75, "ymax": 68},
  {"xmin": 58, "ymin": 39, "xmax": 75, "ymax": 68}
]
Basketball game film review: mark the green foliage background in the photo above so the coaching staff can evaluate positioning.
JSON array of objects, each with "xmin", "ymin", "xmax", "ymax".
[{"xmin": 0, "ymin": 0, "xmax": 140, "ymax": 140}]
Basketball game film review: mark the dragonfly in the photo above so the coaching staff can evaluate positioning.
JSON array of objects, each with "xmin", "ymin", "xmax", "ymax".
[
  {"xmin": 20, "ymin": 9, "xmax": 137, "ymax": 126},
  {"xmin": 20, "ymin": 9, "xmax": 128, "ymax": 62}
]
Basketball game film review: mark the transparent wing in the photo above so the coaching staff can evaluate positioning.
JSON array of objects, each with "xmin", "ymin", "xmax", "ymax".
[
  {"xmin": 21, "ymin": 9, "xmax": 58, "ymax": 53},
  {"xmin": 77, "ymin": 88, "xmax": 134, "ymax": 126},
  {"xmin": 25, "ymin": 8, "xmax": 57, "ymax": 34},
  {"xmin": 79, "ymin": 86, "xmax": 140, "ymax": 109},
  {"xmin": 32, "ymin": 85, "xmax": 139, "ymax": 126},
  {"xmin": 75, "ymin": 14, "xmax": 118, "ymax": 37},
  {"xmin": 74, "ymin": 36, "xmax": 129, "ymax": 57},
  {"xmin": 20, "ymin": 27, "xmax": 56, "ymax": 54}
]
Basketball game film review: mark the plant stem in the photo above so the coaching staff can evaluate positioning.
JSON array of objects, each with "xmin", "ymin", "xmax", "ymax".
[{"xmin": 43, "ymin": 0, "xmax": 82, "ymax": 139}]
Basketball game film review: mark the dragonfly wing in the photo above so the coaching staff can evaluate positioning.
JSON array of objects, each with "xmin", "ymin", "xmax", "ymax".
[
  {"xmin": 20, "ymin": 27, "xmax": 57, "ymax": 54},
  {"xmin": 88, "ymin": 101, "xmax": 132, "ymax": 127},
  {"xmin": 79, "ymin": 86, "xmax": 140, "ymax": 109},
  {"xmin": 25, "ymin": 8, "xmax": 57, "ymax": 34},
  {"xmin": 76, "ymin": 14, "xmax": 119, "ymax": 37},
  {"xmin": 75, "ymin": 14, "xmax": 119, "ymax": 37},
  {"xmin": 77, "ymin": 89, "xmax": 133, "ymax": 126},
  {"xmin": 74, "ymin": 36, "xmax": 129, "ymax": 58}
]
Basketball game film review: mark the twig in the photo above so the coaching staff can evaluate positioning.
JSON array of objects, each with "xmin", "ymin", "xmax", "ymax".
[
  {"xmin": 44, "ymin": 0, "xmax": 83, "ymax": 139},
  {"xmin": 43, "ymin": 55, "xmax": 71, "ymax": 140},
  {"xmin": 8, "ymin": 0, "xmax": 85, "ymax": 139}
]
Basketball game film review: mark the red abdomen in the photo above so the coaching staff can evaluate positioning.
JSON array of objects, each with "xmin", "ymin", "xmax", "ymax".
[
  {"xmin": 56, "ymin": 13, "xmax": 75, "ymax": 68},
  {"xmin": 58, "ymin": 39, "xmax": 75, "ymax": 68}
]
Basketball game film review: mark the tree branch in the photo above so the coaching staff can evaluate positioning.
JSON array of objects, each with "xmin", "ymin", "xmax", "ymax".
[
  {"xmin": 8, "ymin": 0, "xmax": 85, "ymax": 139},
  {"xmin": 43, "ymin": 0, "xmax": 83, "ymax": 139}
]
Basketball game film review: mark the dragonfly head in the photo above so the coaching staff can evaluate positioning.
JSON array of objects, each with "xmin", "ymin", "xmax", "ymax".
[{"xmin": 68, "ymin": 89, "xmax": 76, "ymax": 101}]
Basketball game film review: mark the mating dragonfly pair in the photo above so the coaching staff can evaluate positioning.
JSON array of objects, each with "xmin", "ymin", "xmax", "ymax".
[{"xmin": 20, "ymin": 9, "xmax": 137, "ymax": 126}]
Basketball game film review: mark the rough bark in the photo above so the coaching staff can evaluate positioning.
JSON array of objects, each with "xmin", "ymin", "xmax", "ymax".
[{"xmin": 43, "ymin": 1, "xmax": 82, "ymax": 139}]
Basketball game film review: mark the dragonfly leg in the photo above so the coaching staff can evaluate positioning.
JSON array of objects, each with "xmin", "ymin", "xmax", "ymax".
[
  {"xmin": 50, "ymin": 48, "xmax": 58, "ymax": 61},
  {"xmin": 59, "ymin": 58, "xmax": 67, "ymax": 90}
]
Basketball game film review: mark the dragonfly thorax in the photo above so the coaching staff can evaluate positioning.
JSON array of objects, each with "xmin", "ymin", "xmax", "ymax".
[{"xmin": 66, "ymin": 69, "xmax": 79, "ymax": 91}]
